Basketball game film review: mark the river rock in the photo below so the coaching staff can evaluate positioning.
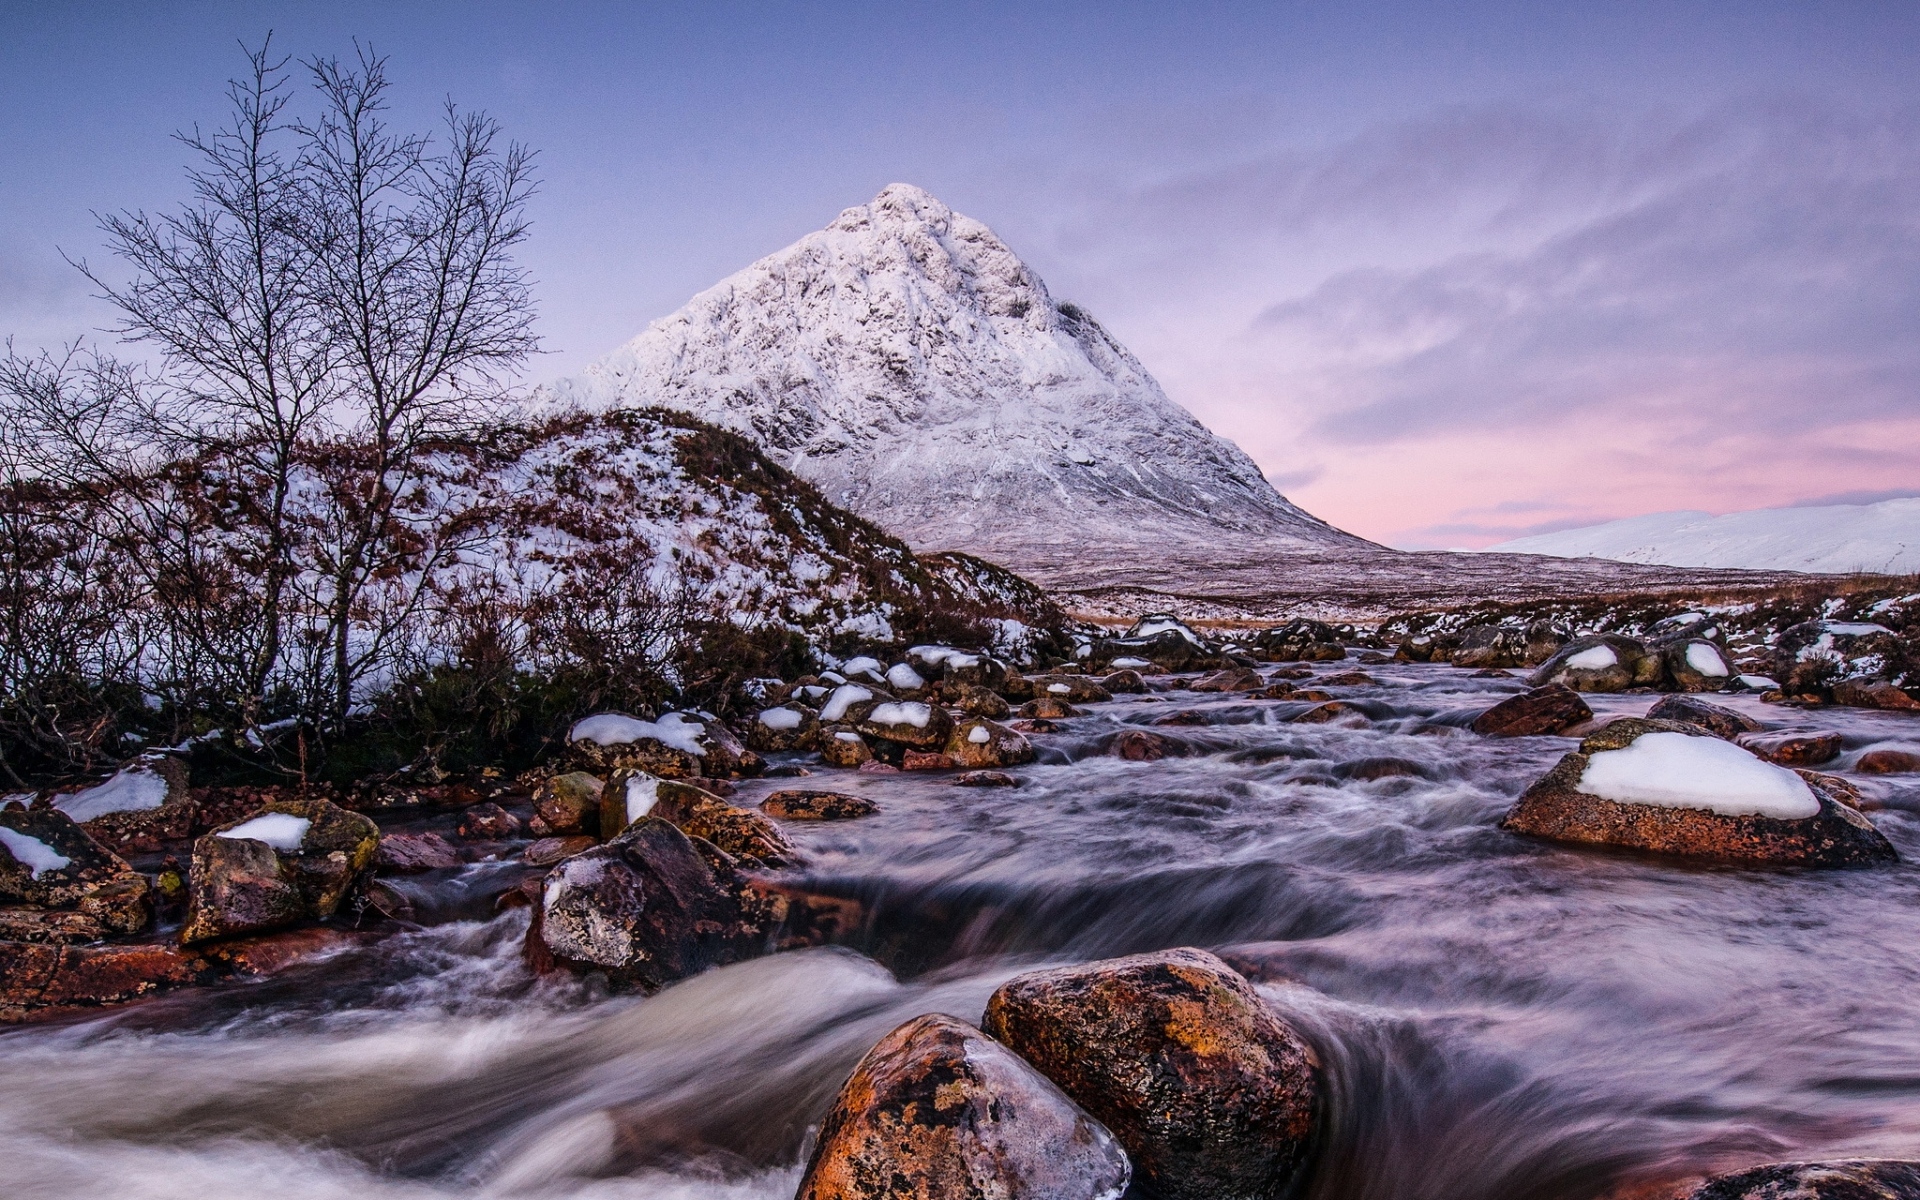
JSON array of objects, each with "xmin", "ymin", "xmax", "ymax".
[
  {"xmin": 0, "ymin": 939, "xmax": 205, "ymax": 1023},
  {"xmin": 955, "ymin": 770, "xmax": 1020, "ymax": 787},
  {"xmin": 761, "ymin": 790, "xmax": 876, "ymax": 819},
  {"xmin": 1114, "ymin": 729, "xmax": 1187, "ymax": 761},
  {"xmin": 601, "ymin": 771, "xmax": 791, "ymax": 865},
  {"xmin": 47, "ymin": 755, "xmax": 195, "ymax": 854},
  {"xmin": 1290, "ymin": 701, "xmax": 1364, "ymax": 725},
  {"xmin": 1019, "ymin": 696, "xmax": 1080, "ymax": 719},
  {"xmin": 1858, "ymin": 749, "xmax": 1920, "ymax": 774},
  {"xmin": 1738, "ymin": 732, "xmax": 1843, "ymax": 767},
  {"xmin": 1101, "ymin": 668, "xmax": 1149, "ymax": 694},
  {"xmin": 982, "ymin": 947, "xmax": 1320, "ymax": 1200},
  {"xmin": 1530, "ymin": 635, "xmax": 1663, "ymax": 692},
  {"xmin": 1450, "ymin": 624, "xmax": 1528, "ymax": 670},
  {"xmin": 1646, "ymin": 694, "xmax": 1761, "ymax": 739},
  {"xmin": 1192, "ymin": 666, "xmax": 1266, "ymax": 693},
  {"xmin": 456, "ymin": 802, "xmax": 521, "ymax": 840},
  {"xmin": 943, "ymin": 718, "xmax": 1035, "ymax": 770},
  {"xmin": 902, "ymin": 750, "xmax": 958, "ymax": 771},
  {"xmin": 1500, "ymin": 719, "xmax": 1897, "ymax": 867},
  {"xmin": 746, "ymin": 704, "xmax": 822, "ymax": 752},
  {"xmin": 1254, "ymin": 618, "xmax": 1348, "ymax": 663},
  {"xmin": 944, "ymin": 682, "xmax": 1012, "ymax": 719},
  {"xmin": 1, "ymin": 809, "xmax": 150, "ymax": 933},
  {"xmin": 855, "ymin": 699, "xmax": 955, "ymax": 750},
  {"xmin": 1679, "ymin": 1159, "xmax": 1920, "ymax": 1199},
  {"xmin": 820, "ymin": 727, "xmax": 876, "ymax": 767},
  {"xmin": 180, "ymin": 796, "xmax": 379, "ymax": 944},
  {"xmin": 1471, "ymin": 684, "xmax": 1594, "ymax": 737},
  {"xmin": 796, "ymin": 1012, "xmax": 1131, "ymax": 1200},
  {"xmin": 1093, "ymin": 629, "xmax": 1214, "ymax": 674},
  {"xmin": 524, "ymin": 835, "xmax": 597, "ymax": 866},
  {"xmin": 1031, "ymin": 675, "xmax": 1113, "ymax": 704},
  {"xmin": 1772, "ymin": 621, "xmax": 1912, "ymax": 701},
  {"xmin": 527, "ymin": 818, "xmax": 768, "ymax": 992},
  {"xmin": 376, "ymin": 831, "xmax": 464, "ymax": 873},
  {"xmin": 534, "ymin": 771, "xmax": 604, "ymax": 836},
  {"xmin": 1832, "ymin": 678, "xmax": 1920, "ymax": 711},
  {"xmin": 1319, "ymin": 670, "xmax": 1375, "ymax": 687},
  {"xmin": 1664, "ymin": 638, "xmax": 1736, "ymax": 692}
]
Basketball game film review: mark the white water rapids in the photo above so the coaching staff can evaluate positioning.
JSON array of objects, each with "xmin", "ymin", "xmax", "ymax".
[{"xmin": 4, "ymin": 662, "xmax": 1920, "ymax": 1199}]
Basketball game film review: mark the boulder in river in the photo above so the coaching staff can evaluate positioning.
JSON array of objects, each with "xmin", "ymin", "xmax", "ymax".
[
  {"xmin": 796, "ymin": 1012, "xmax": 1131, "ymax": 1200},
  {"xmin": 534, "ymin": 771, "xmax": 604, "ymax": 836},
  {"xmin": 601, "ymin": 771, "xmax": 791, "ymax": 866},
  {"xmin": 1737, "ymin": 732, "xmax": 1842, "ymax": 767},
  {"xmin": 566, "ymin": 711, "xmax": 763, "ymax": 780},
  {"xmin": 375, "ymin": 831, "xmax": 464, "ymax": 873},
  {"xmin": 760, "ymin": 790, "xmax": 876, "ymax": 820},
  {"xmin": 820, "ymin": 727, "xmax": 875, "ymax": 768},
  {"xmin": 983, "ymin": 947, "xmax": 1321, "ymax": 1200},
  {"xmin": 1501, "ymin": 718, "xmax": 1897, "ymax": 867},
  {"xmin": 528, "ymin": 817, "xmax": 769, "ymax": 991},
  {"xmin": 1678, "ymin": 1159, "xmax": 1920, "ymax": 1199},
  {"xmin": 1832, "ymin": 678, "xmax": 1920, "ymax": 712},
  {"xmin": 1530, "ymin": 635, "xmax": 1662, "ymax": 692},
  {"xmin": 1191, "ymin": 666, "xmax": 1266, "ymax": 693},
  {"xmin": 1100, "ymin": 668, "xmax": 1149, "ymax": 694},
  {"xmin": 180, "ymin": 795, "xmax": 379, "ymax": 944},
  {"xmin": 456, "ymin": 802, "xmax": 521, "ymax": 841},
  {"xmin": 746, "ymin": 703, "xmax": 822, "ymax": 752},
  {"xmin": 1114, "ymin": 729, "xmax": 1187, "ymax": 761},
  {"xmin": 943, "ymin": 718, "xmax": 1034, "ymax": 770},
  {"xmin": 1030, "ymin": 674, "xmax": 1114, "ymax": 704},
  {"xmin": 1254, "ymin": 618, "xmax": 1348, "ymax": 663},
  {"xmin": 1645, "ymin": 694, "xmax": 1761, "ymax": 739},
  {"xmin": 944, "ymin": 682, "xmax": 1012, "ymax": 719},
  {"xmin": 855, "ymin": 699, "xmax": 955, "ymax": 750},
  {"xmin": 1471, "ymin": 684, "xmax": 1593, "ymax": 737},
  {"xmin": 1450, "ymin": 624, "xmax": 1529, "ymax": 670},
  {"xmin": 1019, "ymin": 696, "xmax": 1080, "ymax": 719},
  {"xmin": 2, "ymin": 809, "xmax": 151, "ymax": 934},
  {"xmin": 1663, "ymin": 638, "xmax": 1735, "ymax": 692},
  {"xmin": 1857, "ymin": 749, "xmax": 1920, "ymax": 774}
]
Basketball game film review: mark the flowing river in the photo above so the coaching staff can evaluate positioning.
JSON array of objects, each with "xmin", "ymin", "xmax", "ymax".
[{"xmin": 6, "ymin": 661, "xmax": 1920, "ymax": 1200}]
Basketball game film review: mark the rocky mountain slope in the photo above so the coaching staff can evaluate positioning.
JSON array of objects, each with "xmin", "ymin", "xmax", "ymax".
[
  {"xmin": 546, "ymin": 185, "xmax": 1849, "ymax": 619},
  {"xmin": 1488, "ymin": 499, "xmax": 1920, "ymax": 575},
  {"xmin": 544, "ymin": 183, "xmax": 1363, "ymax": 571}
]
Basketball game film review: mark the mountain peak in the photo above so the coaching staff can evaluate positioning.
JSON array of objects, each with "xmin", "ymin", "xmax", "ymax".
[{"xmin": 545, "ymin": 188, "xmax": 1367, "ymax": 580}]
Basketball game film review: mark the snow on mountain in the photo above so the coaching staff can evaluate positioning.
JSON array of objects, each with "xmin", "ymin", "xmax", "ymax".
[
  {"xmin": 1488, "ymin": 499, "xmax": 1920, "ymax": 575},
  {"xmin": 543, "ymin": 183, "xmax": 1365, "ymax": 579}
]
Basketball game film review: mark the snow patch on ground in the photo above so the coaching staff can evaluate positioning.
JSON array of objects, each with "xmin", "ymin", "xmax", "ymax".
[
  {"xmin": 1490, "ymin": 498, "xmax": 1920, "ymax": 575},
  {"xmin": 53, "ymin": 767, "xmax": 172, "ymax": 822},
  {"xmin": 1577, "ymin": 732, "xmax": 1820, "ymax": 819}
]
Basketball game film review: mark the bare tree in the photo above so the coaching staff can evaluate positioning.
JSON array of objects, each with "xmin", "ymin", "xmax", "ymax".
[
  {"xmin": 297, "ymin": 45, "xmax": 538, "ymax": 723},
  {"xmin": 78, "ymin": 38, "xmax": 335, "ymax": 726}
]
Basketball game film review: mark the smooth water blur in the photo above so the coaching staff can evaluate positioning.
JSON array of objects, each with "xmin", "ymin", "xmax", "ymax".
[{"xmin": 5, "ymin": 662, "xmax": 1920, "ymax": 1200}]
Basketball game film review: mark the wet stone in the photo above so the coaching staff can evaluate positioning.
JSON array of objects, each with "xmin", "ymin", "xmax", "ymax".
[
  {"xmin": 1739, "ymin": 732, "xmax": 1844, "ymax": 767},
  {"xmin": 761, "ymin": 790, "xmax": 877, "ymax": 820},
  {"xmin": 533, "ymin": 772, "xmax": 604, "ymax": 836},
  {"xmin": 983, "ymin": 947, "xmax": 1321, "ymax": 1200},
  {"xmin": 954, "ymin": 771, "xmax": 1020, "ymax": 788},
  {"xmin": 456, "ymin": 802, "xmax": 522, "ymax": 841},
  {"xmin": 796, "ymin": 1012, "xmax": 1132, "ymax": 1200},
  {"xmin": 1647, "ymin": 694, "xmax": 1761, "ymax": 739},
  {"xmin": 376, "ymin": 831, "xmax": 464, "ymax": 873},
  {"xmin": 1471, "ymin": 684, "xmax": 1593, "ymax": 738},
  {"xmin": 1114, "ymin": 729, "xmax": 1187, "ymax": 761},
  {"xmin": 1680, "ymin": 1159, "xmax": 1920, "ymax": 1199},
  {"xmin": 1857, "ymin": 749, "xmax": 1920, "ymax": 774}
]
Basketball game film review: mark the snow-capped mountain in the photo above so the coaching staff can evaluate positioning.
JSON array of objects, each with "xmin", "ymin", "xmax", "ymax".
[
  {"xmin": 1489, "ymin": 499, "xmax": 1920, "ymax": 575},
  {"xmin": 544, "ymin": 184, "xmax": 1365, "ymax": 579}
]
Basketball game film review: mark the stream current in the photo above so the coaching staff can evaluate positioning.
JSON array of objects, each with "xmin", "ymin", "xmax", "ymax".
[{"xmin": 5, "ymin": 661, "xmax": 1920, "ymax": 1200}]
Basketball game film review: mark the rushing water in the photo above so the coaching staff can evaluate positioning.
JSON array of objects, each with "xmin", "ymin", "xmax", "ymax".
[{"xmin": 6, "ymin": 662, "xmax": 1920, "ymax": 1200}]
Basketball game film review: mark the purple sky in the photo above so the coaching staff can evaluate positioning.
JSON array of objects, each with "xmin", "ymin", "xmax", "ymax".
[{"xmin": 4, "ymin": 2, "xmax": 1917, "ymax": 548}]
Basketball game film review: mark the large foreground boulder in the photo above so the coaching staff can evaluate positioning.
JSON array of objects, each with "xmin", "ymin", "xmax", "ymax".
[
  {"xmin": 1680, "ymin": 1160, "xmax": 1920, "ymax": 1199},
  {"xmin": 1530, "ymin": 635, "xmax": 1663, "ymax": 692},
  {"xmin": 180, "ymin": 796, "xmax": 379, "ymax": 944},
  {"xmin": 528, "ymin": 818, "xmax": 767, "ymax": 991},
  {"xmin": 983, "ymin": 947, "xmax": 1321, "ymax": 1200},
  {"xmin": 1501, "ymin": 719, "xmax": 1897, "ymax": 867},
  {"xmin": 797, "ymin": 1012, "xmax": 1131, "ymax": 1200}
]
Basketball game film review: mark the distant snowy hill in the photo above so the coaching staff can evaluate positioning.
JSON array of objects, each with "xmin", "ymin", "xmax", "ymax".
[
  {"xmin": 1488, "ymin": 499, "xmax": 1920, "ymax": 575},
  {"xmin": 543, "ymin": 183, "xmax": 1366, "ymax": 578}
]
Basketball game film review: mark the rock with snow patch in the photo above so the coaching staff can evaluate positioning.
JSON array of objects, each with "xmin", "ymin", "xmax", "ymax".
[
  {"xmin": 1529, "ymin": 635, "xmax": 1662, "ymax": 692},
  {"xmin": 527, "ymin": 818, "xmax": 768, "ymax": 992},
  {"xmin": 1645, "ymin": 694, "xmax": 1761, "ymax": 739},
  {"xmin": 1501, "ymin": 718, "xmax": 1896, "ymax": 867},
  {"xmin": 1663, "ymin": 638, "xmax": 1736, "ymax": 692},
  {"xmin": 982, "ymin": 947, "xmax": 1321, "ymax": 1200},
  {"xmin": 566, "ymin": 711, "xmax": 711, "ymax": 779},
  {"xmin": 47, "ymin": 755, "xmax": 194, "ymax": 854},
  {"xmin": 1, "ymin": 809, "xmax": 148, "ymax": 931},
  {"xmin": 1772, "ymin": 621, "xmax": 1918, "ymax": 705},
  {"xmin": 180, "ymin": 796, "xmax": 379, "ymax": 944},
  {"xmin": 818, "ymin": 683, "xmax": 894, "ymax": 727},
  {"xmin": 761, "ymin": 790, "xmax": 877, "ymax": 820},
  {"xmin": 1029, "ymin": 674, "xmax": 1113, "ymax": 704},
  {"xmin": 942, "ymin": 718, "xmax": 1034, "ymax": 770},
  {"xmin": 820, "ymin": 727, "xmax": 876, "ymax": 768},
  {"xmin": 746, "ymin": 704, "xmax": 821, "ymax": 753},
  {"xmin": 601, "ymin": 771, "xmax": 790, "ymax": 866},
  {"xmin": 1093, "ymin": 630, "xmax": 1215, "ymax": 674},
  {"xmin": 795, "ymin": 1012, "xmax": 1132, "ymax": 1200},
  {"xmin": 1471, "ymin": 684, "xmax": 1594, "ymax": 737},
  {"xmin": 1449, "ymin": 624, "xmax": 1529, "ymax": 670},
  {"xmin": 855, "ymin": 699, "xmax": 955, "ymax": 750}
]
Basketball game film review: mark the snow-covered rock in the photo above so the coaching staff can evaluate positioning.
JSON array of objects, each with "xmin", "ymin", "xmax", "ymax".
[
  {"xmin": 1489, "ymin": 498, "xmax": 1920, "ymax": 575},
  {"xmin": 544, "ymin": 183, "xmax": 1360, "ymax": 577}
]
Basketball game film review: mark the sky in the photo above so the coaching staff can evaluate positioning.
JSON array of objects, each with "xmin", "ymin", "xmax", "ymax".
[{"xmin": 3, "ymin": 1, "xmax": 1917, "ymax": 549}]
